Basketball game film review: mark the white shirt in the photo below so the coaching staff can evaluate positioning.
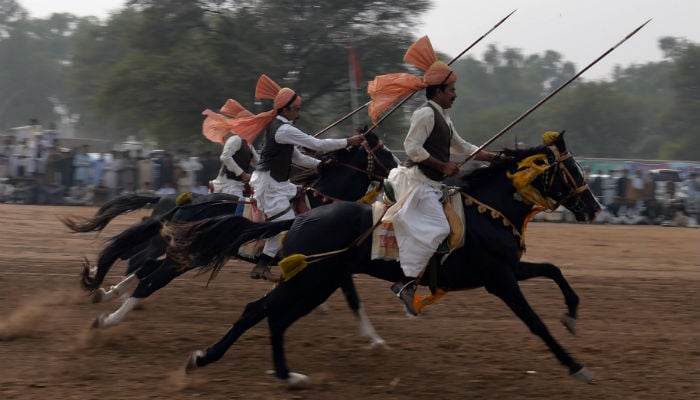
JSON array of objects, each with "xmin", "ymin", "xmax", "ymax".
[
  {"xmin": 220, "ymin": 135, "xmax": 259, "ymax": 176},
  {"xmin": 274, "ymin": 116, "xmax": 348, "ymax": 169},
  {"xmin": 404, "ymin": 100, "xmax": 478, "ymax": 163}
]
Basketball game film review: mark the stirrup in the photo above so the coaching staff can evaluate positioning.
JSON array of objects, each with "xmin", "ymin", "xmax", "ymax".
[{"xmin": 391, "ymin": 279, "xmax": 418, "ymax": 316}]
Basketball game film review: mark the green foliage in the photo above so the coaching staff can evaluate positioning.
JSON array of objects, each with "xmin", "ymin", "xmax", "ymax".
[{"xmin": 1, "ymin": 1, "xmax": 698, "ymax": 162}]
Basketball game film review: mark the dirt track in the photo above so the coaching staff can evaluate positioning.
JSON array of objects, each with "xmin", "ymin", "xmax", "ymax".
[{"xmin": 0, "ymin": 204, "xmax": 698, "ymax": 400}]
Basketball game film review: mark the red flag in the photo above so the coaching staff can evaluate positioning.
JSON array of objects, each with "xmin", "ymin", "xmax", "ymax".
[{"xmin": 348, "ymin": 42, "xmax": 362, "ymax": 88}]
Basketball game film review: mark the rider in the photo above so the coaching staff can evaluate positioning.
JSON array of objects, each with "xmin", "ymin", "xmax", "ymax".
[
  {"xmin": 368, "ymin": 36, "xmax": 501, "ymax": 315},
  {"xmin": 202, "ymin": 99, "xmax": 259, "ymax": 197},
  {"xmin": 226, "ymin": 74, "xmax": 365, "ymax": 281}
]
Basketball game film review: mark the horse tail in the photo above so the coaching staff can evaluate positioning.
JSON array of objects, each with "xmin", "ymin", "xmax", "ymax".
[
  {"xmin": 62, "ymin": 194, "xmax": 162, "ymax": 233},
  {"xmin": 173, "ymin": 215, "xmax": 294, "ymax": 275},
  {"xmin": 81, "ymin": 217, "xmax": 164, "ymax": 292}
]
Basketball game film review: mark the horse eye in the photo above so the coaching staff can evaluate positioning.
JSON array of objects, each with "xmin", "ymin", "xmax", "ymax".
[{"xmin": 534, "ymin": 159, "xmax": 546, "ymax": 166}]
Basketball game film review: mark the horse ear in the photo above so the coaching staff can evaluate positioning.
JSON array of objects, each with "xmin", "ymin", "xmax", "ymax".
[
  {"xmin": 542, "ymin": 129, "xmax": 567, "ymax": 152},
  {"xmin": 556, "ymin": 129, "xmax": 567, "ymax": 152}
]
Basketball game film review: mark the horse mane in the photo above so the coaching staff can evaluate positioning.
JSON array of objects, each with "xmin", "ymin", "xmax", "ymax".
[{"xmin": 460, "ymin": 145, "xmax": 550, "ymax": 187}]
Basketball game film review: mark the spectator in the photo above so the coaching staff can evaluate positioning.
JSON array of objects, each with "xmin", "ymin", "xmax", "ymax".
[
  {"xmin": 64, "ymin": 179, "xmax": 93, "ymax": 205},
  {"xmin": 158, "ymin": 152, "xmax": 175, "ymax": 190},
  {"xmin": 590, "ymin": 169, "xmax": 604, "ymax": 202},
  {"xmin": 0, "ymin": 135, "xmax": 14, "ymax": 178},
  {"xmin": 92, "ymin": 153, "xmax": 105, "ymax": 187},
  {"xmin": 155, "ymin": 181, "xmax": 177, "ymax": 196},
  {"xmin": 198, "ymin": 151, "xmax": 220, "ymax": 189},
  {"xmin": 102, "ymin": 150, "xmax": 122, "ymax": 194},
  {"xmin": 14, "ymin": 138, "xmax": 32, "ymax": 177},
  {"xmin": 178, "ymin": 150, "xmax": 202, "ymax": 193},
  {"xmin": 136, "ymin": 149, "xmax": 153, "ymax": 190},
  {"xmin": 72, "ymin": 145, "xmax": 92, "ymax": 185},
  {"xmin": 120, "ymin": 150, "xmax": 138, "ymax": 191}
]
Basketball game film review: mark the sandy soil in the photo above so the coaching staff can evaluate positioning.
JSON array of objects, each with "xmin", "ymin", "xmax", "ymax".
[{"xmin": 0, "ymin": 204, "xmax": 698, "ymax": 400}]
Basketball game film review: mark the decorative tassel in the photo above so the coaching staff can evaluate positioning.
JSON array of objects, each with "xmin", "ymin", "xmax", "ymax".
[
  {"xmin": 357, "ymin": 189, "xmax": 380, "ymax": 205},
  {"xmin": 278, "ymin": 254, "xmax": 309, "ymax": 281},
  {"xmin": 542, "ymin": 131, "xmax": 560, "ymax": 146},
  {"xmin": 176, "ymin": 192, "xmax": 193, "ymax": 206}
]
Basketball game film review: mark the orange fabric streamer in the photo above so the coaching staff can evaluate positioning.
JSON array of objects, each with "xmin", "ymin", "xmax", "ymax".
[
  {"xmin": 367, "ymin": 73, "xmax": 424, "ymax": 124},
  {"xmin": 201, "ymin": 99, "xmax": 256, "ymax": 144},
  {"xmin": 403, "ymin": 35, "xmax": 437, "ymax": 71},
  {"xmin": 226, "ymin": 74, "xmax": 302, "ymax": 144},
  {"xmin": 367, "ymin": 36, "xmax": 456, "ymax": 124}
]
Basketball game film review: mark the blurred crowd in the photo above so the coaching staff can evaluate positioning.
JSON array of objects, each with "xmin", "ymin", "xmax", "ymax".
[
  {"xmin": 2, "ymin": 124, "xmax": 699, "ymax": 230},
  {"xmin": 0, "ymin": 128, "xmax": 220, "ymax": 206},
  {"xmin": 586, "ymin": 167, "xmax": 700, "ymax": 227}
]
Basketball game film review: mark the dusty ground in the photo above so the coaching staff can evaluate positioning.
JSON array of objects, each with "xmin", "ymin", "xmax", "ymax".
[{"xmin": 0, "ymin": 204, "xmax": 698, "ymax": 400}]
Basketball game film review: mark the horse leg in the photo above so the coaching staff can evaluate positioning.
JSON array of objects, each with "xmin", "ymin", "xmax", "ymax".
[
  {"xmin": 93, "ymin": 257, "xmax": 162, "ymax": 303},
  {"xmin": 514, "ymin": 261, "xmax": 579, "ymax": 334},
  {"xmin": 339, "ymin": 274, "xmax": 387, "ymax": 348},
  {"xmin": 485, "ymin": 278, "xmax": 593, "ymax": 383},
  {"xmin": 92, "ymin": 296, "xmax": 141, "ymax": 329},
  {"xmin": 93, "ymin": 273, "xmax": 139, "ymax": 303},
  {"xmin": 125, "ymin": 238, "xmax": 166, "ymax": 276},
  {"xmin": 186, "ymin": 296, "xmax": 270, "ymax": 370},
  {"xmin": 92, "ymin": 260, "xmax": 187, "ymax": 328}
]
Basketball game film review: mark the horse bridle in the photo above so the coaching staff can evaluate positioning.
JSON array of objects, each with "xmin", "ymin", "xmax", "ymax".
[
  {"xmin": 332, "ymin": 138, "xmax": 391, "ymax": 181},
  {"xmin": 542, "ymin": 146, "xmax": 590, "ymax": 211}
]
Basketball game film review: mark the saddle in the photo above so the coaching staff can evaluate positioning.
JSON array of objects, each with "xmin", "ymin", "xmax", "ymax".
[{"xmin": 371, "ymin": 184, "xmax": 465, "ymax": 262}]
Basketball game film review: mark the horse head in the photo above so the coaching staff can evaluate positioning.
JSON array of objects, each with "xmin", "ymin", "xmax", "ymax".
[
  {"xmin": 308, "ymin": 129, "xmax": 397, "ymax": 203},
  {"xmin": 502, "ymin": 130, "xmax": 601, "ymax": 222}
]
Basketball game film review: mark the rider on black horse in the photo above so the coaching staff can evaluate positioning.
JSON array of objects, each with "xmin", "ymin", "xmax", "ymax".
[
  {"xmin": 203, "ymin": 98, "xmax": 259, "ymax": 198},
  {"xmin": 224, "ymin": 74, "xmax": 365, "ymax": 281},
  {"xmin": 368, "ymin": 36, "xmax": 503, "ymax": 315}
]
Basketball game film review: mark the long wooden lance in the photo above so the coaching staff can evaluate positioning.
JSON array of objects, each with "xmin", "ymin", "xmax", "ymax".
[
  {"xmin": 313, "ymin": 9, "xmax": 517, "ymax": 138},
  {"xmin": 458, "ymin": 18, "xmax": 652, "ymax": 166},
  {"xmin": 313, "ymin": 100, "xmax": 370, "ymax": 137}
]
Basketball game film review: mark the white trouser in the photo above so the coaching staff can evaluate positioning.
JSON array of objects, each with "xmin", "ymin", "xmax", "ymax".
[
  {"xmin": 383, "ymin": 166, "xmax": 449, "ymax": 278},
  {"xmin": 220, "ymin": 181, "xmax": 245, "ymax": 198},
  {"xmin": 250, "ymin": 170, "xmax": 297, "ymax": 257}
]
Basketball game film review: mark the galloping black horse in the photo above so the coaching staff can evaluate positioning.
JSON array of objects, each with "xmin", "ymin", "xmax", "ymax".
[
  {"xmin": 67, "ymin": 132, "xmax": 397, "ymax": 329},
  {"xmin": 174, "ymin": 132, "xmax": 601, "ymax": 386}
]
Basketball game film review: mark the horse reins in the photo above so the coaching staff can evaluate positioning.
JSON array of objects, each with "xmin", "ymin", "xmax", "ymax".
[{"xmin": 543, "ymin": 147, "xmax": 590, "ymax": 211}]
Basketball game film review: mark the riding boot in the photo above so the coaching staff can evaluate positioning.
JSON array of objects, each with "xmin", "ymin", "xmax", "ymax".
[
  {"xmin": 390, "ymin": 277, "xmax": 418, "ymax": 316},
  {"xmin": 249, "ymin": 254, "xmax": 279, "ymax": 282}
]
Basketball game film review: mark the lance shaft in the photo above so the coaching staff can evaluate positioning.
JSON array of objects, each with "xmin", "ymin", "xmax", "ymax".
[
  {"xmin": 314, "ymin": 9, "xmax": 517, "ymax": 138},
  {"xmin": 313, "ymin": 101, "xmax": 370, "ymax": 137},
  {"xmin": 458, "ymin": 18, "xmax": 652, "ymax": 166}
]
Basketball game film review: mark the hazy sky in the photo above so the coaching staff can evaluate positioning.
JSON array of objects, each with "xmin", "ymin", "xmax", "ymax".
[{"xmin": 18, "ymin": 0, "xmax": 700, "ymax": 80}]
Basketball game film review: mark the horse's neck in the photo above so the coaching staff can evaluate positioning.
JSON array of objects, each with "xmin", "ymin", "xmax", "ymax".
[
  {"xmin": 464, "ymin": 174, "xmax": 534, "ymax": 230},
  {"xmin": 312, "ymin": 166, "xmax": 368, "ymax": 203}
]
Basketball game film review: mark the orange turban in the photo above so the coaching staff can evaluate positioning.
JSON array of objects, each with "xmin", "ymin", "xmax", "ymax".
[
  {"xmin": 225, "ymin": 74, "xmax": 302, "ymax": 143},
  {"xmin": 201, "ymin": 99, "xmax": 254, "ymax": 144},
  {"xmin": 367, "ymin": 36, "xmax": 456, "ymax": 124}
]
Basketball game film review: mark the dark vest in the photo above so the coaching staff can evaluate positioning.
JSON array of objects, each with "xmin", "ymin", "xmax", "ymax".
[
  {"xmin": 405, "ymin": 102, "xmax": 453, "ymax": 181},
  {"xmin": 222, "ymin": 139, "xmax": 254, "ymax": 181},
  {"xmin": 257, "ymin": 118, "xmax": 294, "ymax": 182}
]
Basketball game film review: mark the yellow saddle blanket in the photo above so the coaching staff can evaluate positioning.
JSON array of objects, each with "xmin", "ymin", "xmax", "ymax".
[{"xmin": 370, "ymin": 190, "xmax": 465, "ymax": 261}]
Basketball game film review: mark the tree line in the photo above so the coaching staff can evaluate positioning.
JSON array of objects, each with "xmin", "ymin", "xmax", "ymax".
[{"xmin": 1, "ymin": 0, "xmax": 698, "ymax": 161}]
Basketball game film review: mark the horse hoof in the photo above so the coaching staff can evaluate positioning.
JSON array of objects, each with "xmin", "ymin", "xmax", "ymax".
[
  {"xmin": 91, "ymin": 315, "xmax": 105, "ymax": 329},
  {"xmin": 286, "ymin": 372, "xmax": 310, "ymax": 388},
  {"xmin": 186, "ymin": 350, "xmax": 204, "ymax": 372},
  {"xmin": 92, "ymin": 288, "xmax": 108, "ymax": 303},
  {"xmin": 370, "ymin": 339, "xmax": 389, "ymax": 350},
  {"xmin": 571, "ymin": 366, "xmax": 594, "ymax": 384},
  {"xmin": 560, "ymin": 313, "xmax": 577, "ymax": 335}
]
